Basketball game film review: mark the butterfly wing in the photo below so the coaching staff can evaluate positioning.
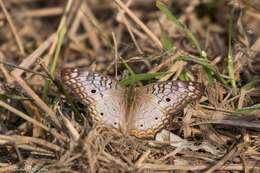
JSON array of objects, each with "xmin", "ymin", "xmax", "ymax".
[
  {"xmin": 61, "ymin": 68, "xmax": 126, "ymax": 130},
  {"xmin": 129, "ymin": 81, "xmax": 203, "ymax": 138}
]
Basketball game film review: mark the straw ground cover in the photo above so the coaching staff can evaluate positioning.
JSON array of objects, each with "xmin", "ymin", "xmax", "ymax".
[{"xmin": 0, "ymin": 0, "xmax": 260, "ymax": 172}]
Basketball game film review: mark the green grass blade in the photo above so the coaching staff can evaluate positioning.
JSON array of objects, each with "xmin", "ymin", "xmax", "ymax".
[
  {"xmin": 178, "ymin": 69, "xmax": 189, "ymax": 81},
  {"xmin": 157, "ymin": 20, "xmax": 173, "ymax": 51},
  {"xmin": 236, "ymin": 103, "xmax": 260, "ymax": 113},
  {"xmin": 227, "ymin": 6, "xmax": 237, "ymax": 89},
  {"xmin": 42, "ymin": 27, "xmax": 66, "ymax": 101},
  {"xmin": 156, "ymin": 1, "xmax": 214, "ymax": 85},
  {"xmin": 156, "ymin": 2, "xmax": 202, "ymax": 54},
  {"xmin": 176, "ymin": 56, "xmax": 229, "ymax": 88},
  {"xmin": 59, "ymin": 83, "xmax": 84, "ymax": 122},
  {"xmin": 39, "ymin": 27, "xmax": 83, "ymax": 121},
  {"xmin": 241, "ymin": 79, "xmax": 260, "ymax": 89},
  {"xmin": 121, "ymin": 72, "xmax": 172, "ymax": 86}
]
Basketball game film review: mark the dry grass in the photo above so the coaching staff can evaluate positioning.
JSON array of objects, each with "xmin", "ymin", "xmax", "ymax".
[{"xmin": 0, "ymin": 0, "xmax": 260, "ymax": 172}]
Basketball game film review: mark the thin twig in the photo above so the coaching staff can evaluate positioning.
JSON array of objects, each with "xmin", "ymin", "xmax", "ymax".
[
  {"xmin": 113, "ymin": 0, "xmax": 163, "ymax": 49},
  {"xmin": 12, "ymin": 33, "xmax": 57, "ymax": 76},
  {"xmin": 0, "ymin": 0, "xmax": 24, "ymax": 54},
  {"xmin": 11, "ymin": 72, "xmax": 62, "ymax": 129},
  {"xmin": 0, "ymin": 100, "xmax": 67, "ymax": 141},
  {"xmin": 0, "ymin": 59, "xmax": 48, "ymax": 78},
  {"xmin": 45, "ymin": 0, "xmax": 73, "ymax": 66}
]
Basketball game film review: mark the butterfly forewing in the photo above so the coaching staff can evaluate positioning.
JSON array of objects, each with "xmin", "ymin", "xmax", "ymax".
[
  {"xmin": 129, "ymin": 81, "xmax": 203, "ymax": 138},
  {"xmin": 61, "ymin": 68, "xmax": 126, "ymax": 130}
]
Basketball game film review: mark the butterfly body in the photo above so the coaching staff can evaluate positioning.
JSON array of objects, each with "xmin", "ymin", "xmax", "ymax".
[{"xmin": 61, "ymin": 68, "xmax": 203, "ymax": 138}]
